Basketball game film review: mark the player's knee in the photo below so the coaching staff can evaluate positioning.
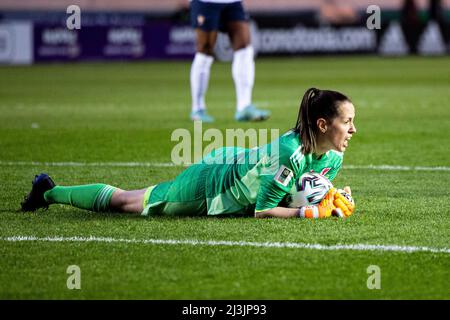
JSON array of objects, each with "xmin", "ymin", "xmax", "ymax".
[
  {"xmin": 229, "ymin": 27, "xmax": 251, "ymax": 50},
  {"xmin": 232, "ymin": 43, "xmax": 249, "ymax": 51},
  {"xmin": 196, "ymin": 44, "xmax": 215, "ymax": 56},
  {"xmin": 110, "ymin": 189, "xmax": 127, "ymax": 209},
  {"xmin": 232, "ymin": 34, "xmax": 251, "ymax": 50},
  {"xmin": 196, "ymin": 30, "xmax": 217, "ymax": 55}
]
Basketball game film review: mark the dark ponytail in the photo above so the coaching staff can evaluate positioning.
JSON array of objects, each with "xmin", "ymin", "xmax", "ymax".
[{"xmin": 294, "ymin": 88, "xmax": 350, "ymax": 154}]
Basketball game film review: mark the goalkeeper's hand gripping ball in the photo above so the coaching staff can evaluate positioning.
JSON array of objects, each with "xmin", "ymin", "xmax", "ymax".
[
  {"xmin": 299, "ymin": 188, "xmax": 338, "ymax": 218},
  {"xmin": 332, "ymin": 189, "xmax": 355, "ymax": 218},
  {"xmin": 298, "ymin": 188, "xmax": 355, "ymax": 219}
]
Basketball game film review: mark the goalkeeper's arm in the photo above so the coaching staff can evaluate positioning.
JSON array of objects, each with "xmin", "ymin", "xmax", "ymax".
[
  {"xmin": 255, "ymin": 207, "xmax": 301, "ymax": 218},
  {"xmin": 254, "ymin": 188, "xmax": 355, "ymax": 219}
]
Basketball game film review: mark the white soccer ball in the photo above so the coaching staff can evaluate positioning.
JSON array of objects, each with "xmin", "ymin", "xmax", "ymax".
[{"xmin": 286, "ymin": 172, "xmax": 333, "ymax": 208}]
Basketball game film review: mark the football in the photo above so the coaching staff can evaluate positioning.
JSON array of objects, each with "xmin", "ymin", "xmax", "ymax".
[{"xmin": 286, "ymin": 172, "xmax": 333, "ymax": 208}]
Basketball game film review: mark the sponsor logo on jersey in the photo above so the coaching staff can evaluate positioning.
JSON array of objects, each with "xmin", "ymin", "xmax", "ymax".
[{"xmin": 274, "ymin": 165, "xmax": 293, "ymax": 187}]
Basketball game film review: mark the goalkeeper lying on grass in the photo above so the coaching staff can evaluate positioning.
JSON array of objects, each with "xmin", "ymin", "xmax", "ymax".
[{"xmin": 21, "ymin": 88, "xmax": 356, "ymax": 219}]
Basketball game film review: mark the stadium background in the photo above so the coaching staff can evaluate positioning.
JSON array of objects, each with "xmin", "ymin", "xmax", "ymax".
[
  {"xmin": 0, "ymin": 0, "xmax": 449, "ymax": 301},
  {"xmin": 1, "ymin": 0, "xmax": 450, "ymax": 63}
]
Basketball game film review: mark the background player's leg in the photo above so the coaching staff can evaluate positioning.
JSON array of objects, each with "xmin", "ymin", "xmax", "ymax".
[
  {"xmin": 228, "ymin": 21, "xmax": 253, "ymax": 112},
  {"xmin": 190, "ymin": 29, "xmax": 217, "ymax": 122},
  {"xmin": 228, "ymin": 21, "xmax": 270, "ymax": 121}
]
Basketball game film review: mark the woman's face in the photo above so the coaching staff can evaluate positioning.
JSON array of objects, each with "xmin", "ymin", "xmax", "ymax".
[{"xmin": 321, "ymin": 101, "xmax": 357, "ymax": 153}]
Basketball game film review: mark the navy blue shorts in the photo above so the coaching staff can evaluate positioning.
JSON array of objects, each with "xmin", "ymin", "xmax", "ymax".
[{"xmin": 190, "ymin": 0, "xmax": 248, "ymax": 32}]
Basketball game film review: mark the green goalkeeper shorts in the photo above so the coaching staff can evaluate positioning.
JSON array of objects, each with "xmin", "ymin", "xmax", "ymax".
[{"xmin": 141, "ymin": 164, "xmax": 209, "ymax": 217}]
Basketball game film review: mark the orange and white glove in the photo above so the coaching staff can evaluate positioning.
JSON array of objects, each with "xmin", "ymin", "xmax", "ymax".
[
  {"xmin": 298, "ymin": 188, "xmax": 355, "ymax": 219},
  {"xmin": 332, "ymin": 188, "xmax": 355, "ymax": 218},
  {"xmin": 298, "ymin": 188, "xmax": 338, "ymax": 219}
]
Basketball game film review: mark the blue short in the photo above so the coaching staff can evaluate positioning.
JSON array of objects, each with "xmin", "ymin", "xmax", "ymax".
[{"xmin": 190, "ymin": 0, "xmax": 248, "ymax": 32}]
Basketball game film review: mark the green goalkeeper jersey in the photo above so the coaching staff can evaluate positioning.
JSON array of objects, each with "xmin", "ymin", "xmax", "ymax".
[{"xmin": 143, "ymin": 130, "xmax": 343, "ymax": 217}]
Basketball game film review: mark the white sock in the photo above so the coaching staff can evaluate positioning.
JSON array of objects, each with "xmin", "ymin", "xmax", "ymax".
[
  {"xmin": 232, "ymin": 45, "xmax": 255, "ymax": 112},
  {"xmin": 190, "ymin": 52, "xmax": 214, "ymax": 113}
]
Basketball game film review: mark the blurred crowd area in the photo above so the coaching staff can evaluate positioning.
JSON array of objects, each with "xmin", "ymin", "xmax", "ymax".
[
  {"xmin": 1, "ymin": 0, "xmax": 449, "ymax": 27},
  {"xmin": 0, "ymin": 0, "xmax": 448, "ymax": 28},
  {"xmin": 0, "ymin": 0, "xmax": 449, "ymax": 12},
  {"xmin": 1, "ymin": 0, "xmax": 448, "ymax": 63}
]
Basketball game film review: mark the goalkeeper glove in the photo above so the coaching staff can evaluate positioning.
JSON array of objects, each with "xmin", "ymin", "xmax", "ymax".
[
  {"xmin": 298, "ymin": 188, "xmax": 355, "ymax": 219},
  {"xmin": 298, "ymin": 188, "xmax": 337, "ymax": 218},
  {"xmin": 332, "ymin": 189, "xmax": 355, "ymax": 218}
]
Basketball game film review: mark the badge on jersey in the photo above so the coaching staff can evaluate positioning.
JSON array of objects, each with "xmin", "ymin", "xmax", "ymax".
[
  {"xmin": 197, "ymin": 15, "xmax": 205, "ymax": 26},
  {"xmin": 274, "ymin": 165, "xmax": 293, "ymax": 187}
]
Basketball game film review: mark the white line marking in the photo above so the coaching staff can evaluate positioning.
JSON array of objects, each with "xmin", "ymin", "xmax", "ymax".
[
  {"xmin": 343, "ymin": 164, "xmax": 450, "ymax": 172},
  {"xmin": 2, "ymin": 236, "xmax": 449, "ymax": 254},
  {"xmin": 0, "ymin": 161, "xmax": 179, "ymax": 168},
  {"xmin": 1, "ymin": 161, "xmax": 449, "ymax": 172}
]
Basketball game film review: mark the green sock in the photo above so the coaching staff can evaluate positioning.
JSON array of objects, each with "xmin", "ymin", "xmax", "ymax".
[{"xmin": 44, "ymin": 184, "xmax": 117, "ymax": 212}]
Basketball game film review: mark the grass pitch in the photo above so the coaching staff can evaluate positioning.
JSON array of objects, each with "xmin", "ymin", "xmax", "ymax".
[{"xmin": 0, "ymin": 57, "xmax": 449, "ymax": 299}]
